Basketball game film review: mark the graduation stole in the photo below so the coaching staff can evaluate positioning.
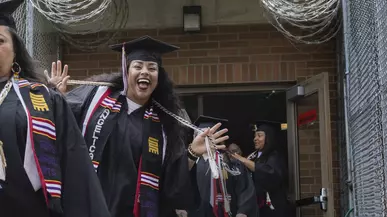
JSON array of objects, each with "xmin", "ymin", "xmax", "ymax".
[
  {"xmin": 133, "ymin": 105, "xmax": 163, "ymax": 217},
  {"xmin": 247, "ymin": 150, "xmax": 274, "ymax": 209},
  {"xmin": 81, "ymin": 86, "xmax": 123, "ymax": 171},
  {"xmin": 11, "ymin": 76, "xmax": 63, "ymax": 213},
  {"xmin": 210, "ymin": 152, "xmax": 231, "ymax": 217}
]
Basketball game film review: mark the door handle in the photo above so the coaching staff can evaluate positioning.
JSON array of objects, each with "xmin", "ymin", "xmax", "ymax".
[{"xmin": 295, "ymin": 188, "xmax": 327, "ymax": 211}]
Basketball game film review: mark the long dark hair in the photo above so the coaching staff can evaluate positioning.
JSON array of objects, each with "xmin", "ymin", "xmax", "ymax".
[
  {"xmin": 256, "ymin": 125, "xmax": 277, "ymax": 162},
  {"xmin": 7, "ymin": 27, "xmax": 43, "ymax": 83},
  {"xmin": 152, "ymin": 67, "xmax": 185, "ymax": 160},
  {"xmin": 86, "ymin": 68, "xmax": 185, "ymax": 160}
]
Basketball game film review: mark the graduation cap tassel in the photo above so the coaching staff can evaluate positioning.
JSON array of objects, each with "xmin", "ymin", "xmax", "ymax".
[
  {"xmin": 121, "ymin": 43, "xmax": 128, "ymax": 95},
  {"xmin": 217, "ymin": 153, "xmax": 231, "ymax": 216},
  {"xmin": 0, "ymin": 140, "xmax": 6, "ymax": 181},
  {"xmin": 206, "ymin": 136, "xmax": 219, "ymax": 179}
]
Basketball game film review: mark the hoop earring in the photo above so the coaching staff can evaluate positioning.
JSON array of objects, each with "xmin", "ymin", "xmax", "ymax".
[
  {"xmin": 11, "ymin": 62, "xmax": 21, "ymax": 74},
  {"xmin": 11, "ymin": 62, "xmax": 21, "ymax": 79}
]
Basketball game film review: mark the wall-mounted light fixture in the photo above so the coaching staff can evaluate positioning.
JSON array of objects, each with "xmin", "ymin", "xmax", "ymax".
[{"xmin": 183, "ymin": 5, "xmax": 201, "ymax": 33}]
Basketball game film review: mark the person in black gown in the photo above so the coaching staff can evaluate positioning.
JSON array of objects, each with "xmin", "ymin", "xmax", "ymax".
[
  {"xmin": 0, "ymin": 1, "xmax": 110, "ymax": 217},
  {"xmin": 188, "ymin": 116, "xmax": 257, "ymax": 217},
  {"xmin": 49, "ymin": 36, "xmax": 229, "ymax": 217},
  {"xmin": 231, "ymin": 120, "xmax": 295, "ymax": 217}
]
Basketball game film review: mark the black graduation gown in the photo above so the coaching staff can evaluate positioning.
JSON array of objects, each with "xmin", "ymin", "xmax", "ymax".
[
  {"xmin": 0, "ymin": 81, "xmax": 111, "ymax": 217},
  {"xmin": 66, "ymin": 85, "xmax": 195, "ymax": 217},
  {"xmin": 253, "ymin": 151, "xmax": 293, "ymax": 217},
  {"xmin": 188, "ymin": 157, "xmax": 257, "ymax": 217}
]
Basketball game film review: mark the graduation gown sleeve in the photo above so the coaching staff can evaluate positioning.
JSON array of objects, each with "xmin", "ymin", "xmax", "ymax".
[
  {"xmin": 159, "ymin": 141, "xmax": 196, "ymax": 215},
  {"xmin": 234, "ymin": 163, "xmax": 258, "ymax": 216},
  {"xmin": 51, "ymin": 90, "xmax": 111, "ymax": 217},
  {"xmin": 64, "ymin": 85, "xmax": 96, "ymax": 123},
  {"xmin": 253, "ymin": 151, "xmax": 285, "ymax": 192}
]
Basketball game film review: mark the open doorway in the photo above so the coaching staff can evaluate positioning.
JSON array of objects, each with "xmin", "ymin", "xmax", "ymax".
[{"xmin": 180, "ymin": 90, "xmax": 288, "ymax": 159}]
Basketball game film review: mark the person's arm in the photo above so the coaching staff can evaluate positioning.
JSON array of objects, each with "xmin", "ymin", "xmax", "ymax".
[
  {"xmin": 231, "ymin": 153, "xmax": 255, "ymax": 172},
  {"xmin": 187, "ymin": 125, "xmax": 229, "ymax": 170}
]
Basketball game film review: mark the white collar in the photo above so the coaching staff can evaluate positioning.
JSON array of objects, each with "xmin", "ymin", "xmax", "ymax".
[{"xmin": 126, "ymin": 97, "xmax": 141, "ymax": 115}]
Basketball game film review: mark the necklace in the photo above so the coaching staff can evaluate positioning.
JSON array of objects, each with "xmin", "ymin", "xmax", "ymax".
[
  {"xmin": 0, "ymin": 79, "xmax": 12, "ymax": 181},
  {"xmin": 0, "ymin": 79, "xmax": 12, "ymax": 106}
]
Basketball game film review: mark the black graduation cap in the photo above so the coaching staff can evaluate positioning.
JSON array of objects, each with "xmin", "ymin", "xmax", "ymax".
[
  {"xmin": 252, "ymin": 120, "xmax": 287, "ymax": 132},
  {"xmin": 108, "ymin": 35, "xmax": 180, "ymax": 94},
  {"xmin": 109, "ymin": 35, "xmax": 179, "ymax": 65},
  {"xmin": 194, "ymin": 115, "xmax": 228, "ymax": 129},
  {"xmin": 0, "ymin": 0, "xmax": 23, "ymax": 31}
]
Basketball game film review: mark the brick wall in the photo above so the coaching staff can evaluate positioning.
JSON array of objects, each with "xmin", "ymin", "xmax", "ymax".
[{"xmin": 62, "ymin": 23, "xmax": 340, "ymax": 216}]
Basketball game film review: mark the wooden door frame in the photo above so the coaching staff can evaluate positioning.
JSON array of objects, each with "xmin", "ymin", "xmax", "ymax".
[{"xmin": 286, "ymin": 72, "xmax": 334, "ymax": 217}]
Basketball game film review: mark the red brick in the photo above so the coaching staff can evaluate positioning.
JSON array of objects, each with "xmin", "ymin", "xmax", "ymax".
[
  {"xmin": 242, "ymin": 64, "xmax": 249, "ymax": 82},
  {"xmin": 173, "ymin": 43, "xmax": 190, "ymax": 50},
  {"xmin": 226, "ymin": 64, "xmax": 233, "ymax": 82},
  {"xmin": 220, "ymin": 41, "xmax": 249, "ymax": 48},
  {"xmin": 251, "ymin": 54, "xmax": 280, "ymax": 62},
  {"xmin": 87, "ymin": 69, "xmax": 104, "ymax": 76},
  {"xmin": 200, "ymin": 26, "xmax": 219, "ymax": 34},
  {"xmin": 71, "ymin": 69, "xmax": 88, "ymax": 77},
  {"xmin": 90, "ymin": 53, "xmax": 119, "ymax": 61},
  {"xmin": 271, "ymin": 47, "xmax": 298, "ymax": 54},
  {"xmin": 249, "ymin": 24, "xmax": 276, "ymax": 32},
  {"xmin": 203, "ymin": 66, "xmax": 210, "ymax": 83},
  {"xmin": 220, "ymin": 56, "xmax": 249, "ymax": 63},
  {"xmin": 66, "ymin": 61, "xmax": 99, "ymax": 69},
  {"xmin": 178, "ymin": 35, "xmax": 208, "ymax": 42},
  {"xmin": 99, "ymin": 60, "xmax": 121, "ymax": 68},
  {"xmin": 208, "ymin": 49, "xmax": 239, "ymax": 56},
  {"xmin": 219, "ymin": 25, "xmax": 249, "ymax": 33},
  {"xmin": 307, "ymin": 61, "xmax": 335, "ymax": 68},
  {"xmin": 208, "ymin": 34, "xmax": 238, "ymax": 41},
  {"xmin": 249, "ymin": 64, "xmax": 257, "ymax": 81},
  {"xmin": 240, "ymin": 47, "xmax": 270, "ymax": 55},
  {"xmin": 189, "ymin": 42, "xmax": 219, "ymax": 49},
  {"xmin": 233, "ymin": 64, "xmax": 242, "ymax": 82},
  {"xmin": 195, "ymin": 66, "xmax": 203, "ymax": 84},
  {"xmin": 189, "ymin": 57, "xmax": 219, "ymax": 64},
  {"xmin": 152, "ymin": 36, "xmax": 179, "ymax": 43},
  {"xmin": 311, "ymin": 53, "xmax": 336, "ymax": 60},
  {"xmin": 163, "ymin": 58, "xmax": 189, "ymax": 66},
  {"xmin": 179, "ymin": 50, "xmax": 208, "ymax": 57},
  {"xmin": 187, "ymin": 66, "xmax": 195, "ymax": 84},
  {"xmin": 282, "ymin": 54, "xmax": 311, "ymax": 61},
  {"xmin": 239, "ymin": 32, "xmax": 269, "ymax": 39},
  {"xmin": 210, "ymin": 65, "xmax": 218, "ymax": 83},
  {"xmin": 63, "ymin": 54, "xmax": 89, "ymax": 62},
  {"xmin": 218, "ymin": 65, "xmax": 226, "ymax": 83},
  {"xmin": 178, "ymin": 67, "xmax": 188, "ymax": 84}
]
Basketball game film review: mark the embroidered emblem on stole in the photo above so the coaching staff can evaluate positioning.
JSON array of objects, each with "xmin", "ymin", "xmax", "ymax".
[
  {"xmin": 30, "ymin": 92, "xmax": 49, "ymax": 111},
  {"xmin": 148, "ymin": 137, "xmax": 159, "ymax": 155},
  {"xmin": 140, "ymin": 172, "xmax": 159, "ymax": 190}
]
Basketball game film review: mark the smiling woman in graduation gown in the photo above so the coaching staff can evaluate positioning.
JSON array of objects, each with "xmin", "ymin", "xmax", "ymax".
[
  {"xmin": 0, "ymin": 1, "xmax": 110, "ymax": 217},
  {"xmin": 232, "ymin": 121, "xmax": 294, "ymax": 217},
  {"xmin": 51, "ymin": 36, "xmax": 229, "ymax": 217}
]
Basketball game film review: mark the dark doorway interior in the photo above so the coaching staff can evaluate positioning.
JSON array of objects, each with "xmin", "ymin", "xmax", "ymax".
[{"xmin": 180, "ymin": 90, "xmax": 288, "ymax": 159}]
